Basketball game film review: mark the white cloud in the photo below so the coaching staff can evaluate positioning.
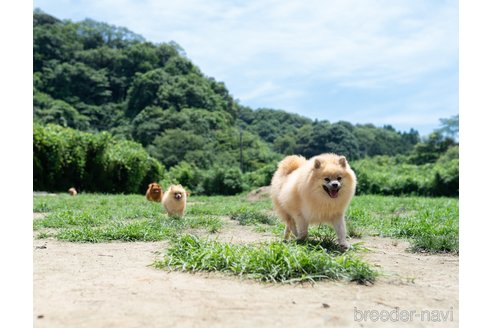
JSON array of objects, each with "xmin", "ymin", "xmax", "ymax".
[{"xmin": 44, "ymin": 0, "xmax": 456, "ymax": 86}]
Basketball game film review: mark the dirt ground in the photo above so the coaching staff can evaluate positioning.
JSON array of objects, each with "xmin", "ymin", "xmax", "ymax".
[{"xmin": 33, "ymin": 215, "xmax": 458, "ymax": 327}]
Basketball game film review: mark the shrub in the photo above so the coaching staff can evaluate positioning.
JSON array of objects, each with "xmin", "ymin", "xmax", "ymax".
[
  {"xmin": 160, "ymin": 161, "xmax": 204, "ymax": 194},
  {"xmin": 243, "ymin": 163, "xmax": 276, "ymax": 189},
  {"xmin": 34, "ymin": 123, "xmax": 165, "ymax": 193},
  {"xmin": 352, "ymin": 152, "xmax": 458, "ymax": 197},
  {"xmin": 202, "ymin": 166, "xmax": 244, "ymax": 195}
]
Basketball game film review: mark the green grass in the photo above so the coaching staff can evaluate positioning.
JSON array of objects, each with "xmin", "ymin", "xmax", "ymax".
[
  {"xmin": 33, "ymin": 193, "xmax": 459, "ymax": 252},
  {"xmin": 154, "ymin": 234, "xmax": 377, "ymax": 284},
  {"xmin": 346, "ymin": 196, "xmax": 459, "ymax": 253},
  {"xmin": 33, "ymin": 194, "xmax": 224, "ymax": 242},
  {"xmin": 230, "ymin": 210, "xmax": 276, "ymax": 226},
  {"xmin": 33, "ymin": 192, "xmax": 458, "ymax": 283}
]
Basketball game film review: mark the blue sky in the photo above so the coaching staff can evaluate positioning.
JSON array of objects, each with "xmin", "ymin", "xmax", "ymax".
[{"xmin": 33, "ymin": 0, "xmax": 458, "ymax": 136}]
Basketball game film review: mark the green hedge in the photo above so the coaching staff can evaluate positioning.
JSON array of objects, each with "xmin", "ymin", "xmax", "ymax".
[
  {"xmin": 351, "ymin": 148, "xmax": 458, "ymax": 197},
  {"xmin": 34, "ymin": 124, "xmax": 164, "ymax": 193},
  {"xmin": 160, "ymin": 162, "xmax": 246, "ymax": 196},
  {"xmin": 33, "ymin": 123, "xmax": 458, "ymax": 197}
]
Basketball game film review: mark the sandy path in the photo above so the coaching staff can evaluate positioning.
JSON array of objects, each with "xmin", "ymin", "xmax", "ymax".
[{"xmin": 33, "ymin": 228, "xmax": 458, "ymax": 328}]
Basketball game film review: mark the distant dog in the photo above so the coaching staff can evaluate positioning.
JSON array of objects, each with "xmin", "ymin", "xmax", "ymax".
[
  {"xmin": 162, "ymin": 184, "xmax": 188, "ymax": 217},
  {"xmin": 68, "ymin": 187, "xmax": 77, "ymax": 196},
  {"xmin": 146, "ymin": 182, "xmax": 163, "ymax": 202}
]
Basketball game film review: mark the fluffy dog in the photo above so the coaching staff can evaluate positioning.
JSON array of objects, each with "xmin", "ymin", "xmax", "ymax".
[
  {"xmin": 161, "ymin": 184, "xmax": 188, "ymax": 217},
  {"xmin": 270, "ymin": 153, "xmax": 357, "ymax": 249},
  {"xmin": 146, "ymin": 182, "xmax": 163, "ymax": 202},
  {"xmin": 68, "ymin": 187, "xmax": 77, "ymax": 196}
]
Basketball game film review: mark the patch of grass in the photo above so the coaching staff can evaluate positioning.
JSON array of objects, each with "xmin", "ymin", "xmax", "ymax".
[
  {"xmin": 33, "ymin": 199, "xmax": 52, "ymax": 213},
  {"xmin": 346, "ymin": 196, "xmax": 459, "ymax": 253},
  {"xmin": 254, "ymin": 225, "xmax": 270, "ymax": 233},
  {"xmin": 56, "ymin": 218, "xmax": 179, "ymax": 242},
  {"xmin": 33, "ymin": 193, "xmax": 459, "ymax": 253},
  {"xmin": 346, "ymin": 221, "xmax": 364, "ymax": 238},
  {"xmin": 154, "ymin": 234, "xmax": 377, "ymax": 284},
  {"xmin": 231, "ymin": 210, "xmax": 276, "ymax": 226},
  {"xmin": 35, "ymin": 231, "xmax": 53, "ymax": 239},
  {"xmin": 186, "ymin": 196, "xmax": 272, "ymax": 216},
  {"xmin": 184, "ymin": 215, "xmax": 224, "ymax": 233},
  {"xmin": 33, "ymin": 194, "xmax": 225, "ymax": 242}
]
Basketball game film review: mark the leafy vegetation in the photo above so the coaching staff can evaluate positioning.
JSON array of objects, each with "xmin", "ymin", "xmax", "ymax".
[
  {"xmin": 353, "ymin": 145, "xmax": 459, "ymax": 196},
  {"xmin": 155, "ymin": 234, "xmax": 377, "ymax": 284},
  {"xmin": 32, "ymin": 9, "xmax": 458, "ymax": 287},
  {"xmin": 34, "ymin": 193, "xmax": 458, "ymax": 253},
  {"xmin": 33, "ymin": 193, "xmax": 224, "ymax": 242},
  {"xmin": 33, "ymin": 10, "xmax": 459, "ymax": 197},
  {"xmin": 346, "ymin": 196, "xmax": 459, "ymax": 253},
  {"xmin": 33, "ymin": 192, "xmax": 457, "ymax": 284},
  {"xmin": 34, "ymin": 123, "xmax": 163, "ymax": 193}
]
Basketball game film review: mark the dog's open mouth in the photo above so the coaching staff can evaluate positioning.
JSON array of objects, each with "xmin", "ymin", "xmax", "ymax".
[
  {"xmin": 152, "ymin": 189, "xmax": 161, "ymax": 193},
  {"xmin": 323, "ymin": 185, "xmax": 339, "ymax": 198}
]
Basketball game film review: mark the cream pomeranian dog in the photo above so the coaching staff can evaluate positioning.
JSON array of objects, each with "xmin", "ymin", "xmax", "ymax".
[
  {"xmin": 270, "ymin": 153, "xmax": 356, "ymax": 249},
  {"xmin": 161, "ymin": 184, "xmax": 188, "ymax": 217}
]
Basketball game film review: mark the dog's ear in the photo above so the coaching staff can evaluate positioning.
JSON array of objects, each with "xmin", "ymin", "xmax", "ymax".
[
  {"xmin": 148, "ymin": 183, "xmax": 152, "ymax": 188},
  {"xmin": 339, "ymin": 156, "xmax": 347, "ymax": 168},
  {"xmin": 186, "ymin": 191, "xmax": 190, "ymax": 197},
  {"xmin": 314, "ymin": 158, "xmax": 321, "ymax": 169}
]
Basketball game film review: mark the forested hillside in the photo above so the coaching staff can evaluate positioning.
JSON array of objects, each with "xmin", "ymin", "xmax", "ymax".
[{"xmin": 33, "ymin": 9, "xmax": 458, "ymax": 196}]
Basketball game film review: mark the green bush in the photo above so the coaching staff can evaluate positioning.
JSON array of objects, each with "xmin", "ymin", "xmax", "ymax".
[
  {"xmin": 34, "ymin": 123, "xmax": 165, "ymax": 193},
  {"xmin": 160, "ymin": 161, "xmax": 204, "ymax": 194},
  {"xmin": 202, "ymin": 166, "xmax": 244, "ymax": 195},
  {"xmin": 243, "ymin": 163, "xmax": 276, "ymax": 189},
  {"xmin": 140, "ymin": 157, "xmax": 165, "ymax": 193},
  {"xmin": 161, "ymin": 163, "xmax": 251, "ymax": 196},
  {"xmin": 352, "ymin": 151, "xmax": 458, "ymax": 197},
  {"xmin": 33, "ymin": 123, "xmax": 89, "ymax": 190},
  {"xmin": 431, "ymin": 146, "xmax": 459, "ymax": 196}
]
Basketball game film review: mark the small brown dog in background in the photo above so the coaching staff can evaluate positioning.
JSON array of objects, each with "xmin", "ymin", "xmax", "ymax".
[
  {"xmin": 162, "ymin": 184, "xmax": 189, "ymax": 217},
  {"xmin": 68, "ymin": 187, "xmax": 77, "ymax": 196},
  {"xmin": 146, "ymin": 182, "xmax": 163, "ymax": 202}
]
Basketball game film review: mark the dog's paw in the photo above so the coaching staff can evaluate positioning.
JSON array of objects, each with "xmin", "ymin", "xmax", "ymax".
[{"xmin": 339, "ymin": 241, "xmax": 350, "ymax": 251}]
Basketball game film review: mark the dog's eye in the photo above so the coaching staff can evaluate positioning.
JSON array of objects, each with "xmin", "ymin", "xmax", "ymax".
[
  {"xmin": 337, "ymin": 176, "xmax": 342, "ymax": 181},
  {"xmin": 324, "ymin": 178, "xmax": 330, "ymax": 182}
]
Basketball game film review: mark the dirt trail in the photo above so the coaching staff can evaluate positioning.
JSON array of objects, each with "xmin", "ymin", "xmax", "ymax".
[{"xmin": 33, "ymin": 219, "xmax": 458, "ymax": 328}]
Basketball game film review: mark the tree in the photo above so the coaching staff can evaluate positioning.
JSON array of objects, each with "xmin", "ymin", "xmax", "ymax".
[
  {"xmin": 273, "ymin": 135, "xmax": 296, "ymax": 154},
  {"xmin": 126, "ymin": 69, "xmax": 170, "ymax": 117},
  {"xmin": 409, "ymin": 131, "xmax": 456, "ymax": 165},
  {"xmin": 120, "ymin": 42, "xmax": 160, "ymax": 77},
  {"xmin": 156, "ymin": 74, "xmax": 229, "ymax": 112},
  {"xmin": 437, "ymin": 115, "xmax": 459, "ymax": 140},
  {"xmin": 34, "ymin": 17, "xmax": 82, "ymax": 71},
  {"xmin": 34, "ymin": 92, "xmax": 90, "ymax": 130},
  {"xmin": 75, "ymin": 47, "xmax": 128, "ymax": 101},
  {"xmin": 76, "ymin": 18, "xmax": 145, "ymax": 49},
  {"xmin": 131, "ymin": 106, "xmax": 171, "ymax": 146},
  {"xmin": 41, "ymin": 62, "xmax": 111, "ymax": 105},
  {"xmin": 148, "ymin": 129, "xmax": 206, "ymax": 168},
  {"xmin": 323, "ymin": 124, "xmax": 360, "ymax": 160}
]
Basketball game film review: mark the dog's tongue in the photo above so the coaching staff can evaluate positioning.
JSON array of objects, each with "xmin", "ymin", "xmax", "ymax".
[{"xmin": 329, "ymin": 190, "xmax": 339, "ymax": 198}]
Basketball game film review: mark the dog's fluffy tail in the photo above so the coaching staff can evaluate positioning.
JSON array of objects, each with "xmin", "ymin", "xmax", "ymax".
[{"xmin": 275, "ymin": 155, "xmax": 306, "ymax": 177}]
